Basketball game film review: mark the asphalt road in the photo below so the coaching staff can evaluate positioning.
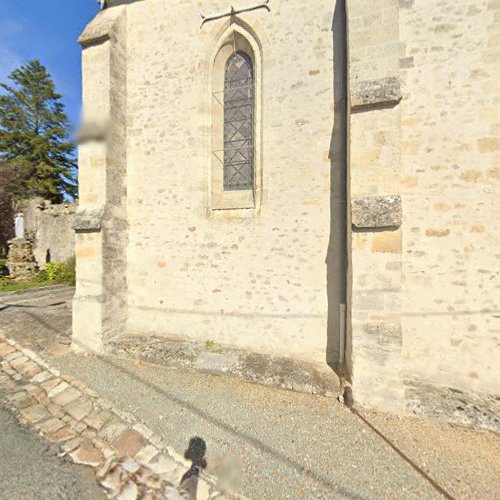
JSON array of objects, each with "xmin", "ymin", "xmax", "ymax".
[{"xmin": 0, "ymin": 402, "xmax": 105, "ymax": 500}]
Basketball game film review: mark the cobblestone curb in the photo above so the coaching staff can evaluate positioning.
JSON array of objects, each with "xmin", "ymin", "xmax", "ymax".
[{"xmin": 0, "ymin": 334, "xmax": 230, "ymax": 500}]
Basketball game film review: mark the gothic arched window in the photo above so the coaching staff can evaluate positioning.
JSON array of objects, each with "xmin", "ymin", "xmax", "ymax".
[{"xmin": 223, "ymin": 52, "xmax": 254, "ymax": 190}]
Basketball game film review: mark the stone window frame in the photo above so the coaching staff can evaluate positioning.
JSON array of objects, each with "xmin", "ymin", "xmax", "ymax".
[{"xmin": 210, "ymin": 24, "xmax": 263, "ymax": 213}]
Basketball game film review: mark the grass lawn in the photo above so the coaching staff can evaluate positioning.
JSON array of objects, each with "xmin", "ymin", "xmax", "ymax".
[
  {"xmin": 0, "ymin": 279, "xmax": 59, "ymax": 294},
  {"xmin": 0, "ymin": 258, "xmax": 6, "ymax": 268},
  {"xmin": 0, "ymin": 259, "xmax": 75, "ymax": 294}
]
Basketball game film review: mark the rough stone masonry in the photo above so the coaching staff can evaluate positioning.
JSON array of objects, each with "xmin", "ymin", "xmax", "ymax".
[
  {"xmin": 0, "ymin": 334, "xmax": 230, "ymax": 499},
  {"xmin": 72, "ymin": 0, "xmax": 500, "ymax": 429}
]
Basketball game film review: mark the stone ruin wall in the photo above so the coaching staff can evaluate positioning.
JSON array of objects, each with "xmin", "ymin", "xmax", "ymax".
[{"xmin": 17, "ymin": 198, "xmax": 77, "ymax": 267}]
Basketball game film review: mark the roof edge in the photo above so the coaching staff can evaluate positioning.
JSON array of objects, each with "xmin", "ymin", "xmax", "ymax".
[{"xmin": 78, "ymin": 5, "xmax": 126, "ymax": 48}]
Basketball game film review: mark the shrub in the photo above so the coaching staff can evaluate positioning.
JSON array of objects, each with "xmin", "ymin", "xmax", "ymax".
[{"xmin": 37, "ymin": 256, "xmax": 75, "ymax": 285}]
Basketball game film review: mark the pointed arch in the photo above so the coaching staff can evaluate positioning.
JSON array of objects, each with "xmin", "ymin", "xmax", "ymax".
[{"xmin": 209, "ymin": 22, "xmax": 263, "ymax": 212}]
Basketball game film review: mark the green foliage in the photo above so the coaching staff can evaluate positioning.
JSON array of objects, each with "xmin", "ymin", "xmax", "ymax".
[
  {"xmin": 205, "ymin": 340, "xmax": 217, "ymax": 352},
  {"xmin": 37, "ymin": 257, "xmax": 75, "ymax": 285},
  {"xmin": 0, "ymin": 256, "xmax": 76, "ymax": 293},
  {"xmin": 0, "ymin": 60, "xmax": 77, "ymax": 203}
]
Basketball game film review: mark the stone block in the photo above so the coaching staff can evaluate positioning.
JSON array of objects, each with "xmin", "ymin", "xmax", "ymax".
[
  {"xmin": 31, "ymin": 371, "xmax": 54, "ymax": 384},
  {"xmin": 47, "ymin": 427, "xmax": 78, "ymax": 443},
  {"xmin": 351, "ymin": 76, "xmax": 402, "ymax": 110},
  {"xmin": 101, "ymin": 420, "xmax": 128, "ymax": 443},
  {"xmin": 194, "ymin": 352, "xmax": 239, "ymax": 374},
  {"xmin": 85, "ymin": 409, "xmax": 112, "ymax": 431},
  {"xmin": 20, "ymin": 404, "xmax": 51, "ymax": 424},
  {"xmin": 113, "ymin": 429, "xmax": 145, "ymax": 458},
  {"xmin": 38, "ymin": 417, "xmax": 65, "ymax": 435},
  {"xmin": 371, "ymin": 232, "xmax": 402, "ymax": 254},
  {"xmin": 77, "ymin": 120, "xmax": 109, "ymax": 145},
  {"xmin": 65, "ymin": 398, "xmax": 94, "ymax": 421},
  {"xmin": 47, "ymin": 381, "xmax": 69, "ymax": 398},
  {"xmin": 78, "ymin": 6, "xmax": 125, "ymax": 47},
  {"xmin": 52, "ymin": 387, "xmax": 82, "ymax": 407},
  {"xmin": 405, "ymin": 381, "xmax": 500, "ymax": 432},
  {"xmin": 73, "ymin": 208, "xmax": 104, "ymax": 232},
  {"xmin": 5, "ymin": 239, "xmax": 39, "ymax": 280},
  {"xmin": 70, "ymin": 440, "xmax": 104, "ymax": 467},
  {"xmin": 352, "ymin": 195, "xmax": 402, "ymax": 229}
]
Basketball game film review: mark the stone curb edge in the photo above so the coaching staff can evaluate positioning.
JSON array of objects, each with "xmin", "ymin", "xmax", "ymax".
[
  {"xmin": 0, "ymin": 284, "xmax": 74, "ymax": 300},
  {"xmin": 0, "ymin": 333, "xmax": 239, "ymax": 500}
]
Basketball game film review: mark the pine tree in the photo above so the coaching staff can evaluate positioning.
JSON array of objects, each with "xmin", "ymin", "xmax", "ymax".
[
  {"xmin": 0, "ymin": 162, "xmax": 18, "ymax": 255},
  {"xmin": 0, "ymin": 60, "xmax": 77, "ymax": 203}
]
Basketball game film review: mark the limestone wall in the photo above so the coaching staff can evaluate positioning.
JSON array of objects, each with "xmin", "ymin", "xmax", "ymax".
[
  {"xmin": 347, "ymin": 0, "xmax": 405, "ymax": 413},
  {"xmin": 399, "ymin": 0, "xmax": 500, "ymax": 420},
  {"xmin": 74, "ymin": 0, "xmax": 500, "ymax": 428},
  {"xmin": 123, "ymin": 0, "xmax": 344, "ymax": 367},
  {"xmin": 17, "ymin": 198, "xmax": 76, "ymax": 267},
  {"xmin": 347, "ymin": 0, "xmax": 499, "ymax": 425}
]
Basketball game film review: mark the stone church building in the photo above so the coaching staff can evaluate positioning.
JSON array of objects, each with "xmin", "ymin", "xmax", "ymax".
[{"xmin": 74, "ymin": 0, "xmax": 499, "ymax": 428}]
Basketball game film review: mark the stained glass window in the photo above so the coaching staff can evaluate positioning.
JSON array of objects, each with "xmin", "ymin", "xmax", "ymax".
[{"xmin": 223, "ymin": 52, "xmax": 254, "ymax": 190}]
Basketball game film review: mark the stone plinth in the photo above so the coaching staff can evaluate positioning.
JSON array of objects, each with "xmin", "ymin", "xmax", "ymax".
[{"xmin": 6, "ymin": 239, "xmax": 39, "ymax": 280}]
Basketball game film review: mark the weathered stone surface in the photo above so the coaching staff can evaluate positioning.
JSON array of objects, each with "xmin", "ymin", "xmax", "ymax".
[
  {"xmin": 113, "ymin": 429, "xmax": 145, "ymax": 458},
  {"xmin": 148, "ymin": 455, "xmax": 179, "ymax": 476},
  {"xmin": 4, "ymin": 351, "xmax": 23, "ymax": 362},
  {"xmin": 40, "ymin": 378, "xmax": 61, "ymax": 393},
  {"xmin": 406, "ymin": 381, "xmax": 500, "ymax": 432},
  {"xmin": 121, "ymin": 458, "xmax": 140, "ymax": 474},
  {"xmin": 5, "ymin": 239, "xmax": 38, "ymax": 280},
  {"xmin": 15, "ymin": 198, "xmax": 76, "ymax": 267},
  {"xmin": 10, "ymin": 355, "xmax": 29, "ymax": 368},
  {"xmin": 116, "ymin": 481, "xmax": 138, "ymax": 500},
  {"xmin": 65, "ymin": 398, "xmax": 93, "ymax": 421},
  {"xmin": 352, "ymin": 195, "xmax": 402, "ymax": 229},
  {"xmin": 8, "ymin": 392, "xmax": 34, "ymax": 409},
  {"xmin": 85, "ymin": 409, "xmax": 112, "ymax": 431},
  {"xmin": 101, "ymin": 466, "xmax": 124, "ymax": 492},
  {"xmin": 47, "ymin": 381, "xmax": 70, "ymax": 398},
  {"xmin": 78, "ymin": 6, "xmax": 125, "ymax": 47},
  {"xmin": 70, "ymin": 440, "xmax": 104, "ymax": 467},
  {"xmin": 77, "ymin": 121, "xmax": 109, "ymax": 145},
  {"xmin": 132, "ymin": 423, "xmax": 154, "ymax": 440},
  {"xmin": 101, "ymin": 420, "xmax": 129, "ymax": 443},
  {"xmin": 31, "ymin": 371, "xmax": 54, "ymax": 384},
  {"xmin": 194, "ymin": 352, "xmax": 239, "ymax": 374},
  {"xmin": 18, "ymin": 361, "xmax": 42, "ymax": 378},
  {"xmin": 135, "ymin": 445, "xmax": 159, "ymax": 466},
  {"xmin": 73, "ymin": 208, "xmax": 104, "ymax": 232},
  {"xmin": 0, "ymin": 336, "xmax": 198, "ymax": 499},
  {"xmin": 350, "ymin": 76, "xmax": 402, "ymax": 110},
  {"xmin": 52, "ymin": 386, "xmax": 82, "ymax": 406},
  {"xmin": 47, "ymin": 427, "xmax": 78, "ymax": 443},
  {"xmin": 38, "ymin": 417, "xmax": 65, "ymax": 435},
  {"xmin": 363, "ymin": 322, "xmax": 402, "ymax": 339},
  {"xmin": 111, "ymin": 336, "xmax": 341, "ymax": 397},
  {"xmin": 20, "ymin": 404, "xmax": 51, "ymax": 424},
  {"xmin": 0, "ymin": 344, "xmax": 16, "ymax": 357}
]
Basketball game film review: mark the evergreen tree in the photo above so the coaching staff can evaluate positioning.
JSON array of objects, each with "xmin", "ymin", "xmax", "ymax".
[
  {"xmin": 0, "ymin": 60, "xmax": 77, "ymax": 203},
  {"xmin": 0, "ymin": 161, "xmax": 21, "ymax": 255}
]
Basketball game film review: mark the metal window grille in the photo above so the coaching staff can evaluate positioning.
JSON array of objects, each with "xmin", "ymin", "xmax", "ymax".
[{"xmin": 223, "ymin": 52, "xmax": 254, "ymax": 190}]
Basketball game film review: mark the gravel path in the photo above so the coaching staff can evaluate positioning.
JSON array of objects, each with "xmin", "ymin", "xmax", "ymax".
[
  {"xmin": 0, "ymin": 401, "xmax": 104, "ymax": 500},
  {"xmin": 52, "ymin": 354, "xmax": 499, "ymax": 499},
  {"xmin": 1, "ymin": 288, "xmax": 499, "ymax": 499}
]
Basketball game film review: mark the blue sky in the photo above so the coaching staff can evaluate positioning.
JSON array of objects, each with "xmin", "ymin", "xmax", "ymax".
[{"xmin": 0, "ymin": 0, "xmax": 100, "ymax": 131}]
